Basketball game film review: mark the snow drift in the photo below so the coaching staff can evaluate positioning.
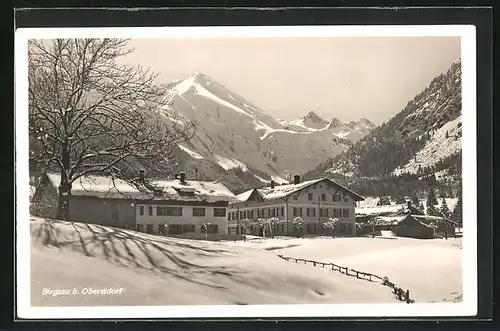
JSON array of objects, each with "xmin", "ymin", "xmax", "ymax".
[{"xmin": 30, "ymin": 217, "xmax": 393, "ymax": 306}]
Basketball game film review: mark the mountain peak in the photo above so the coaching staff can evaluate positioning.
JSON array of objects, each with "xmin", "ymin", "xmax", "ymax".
[
  {"xmin": 327, "ymin": 118, "xmax": 342, "ymax": 129},
  {"xmin": 358, "ymin": 118, "xmax": 376, "ymax": 128},
  {"xmin": 301, "ymin": 111, "xmax": 327, "ymax": 124}
]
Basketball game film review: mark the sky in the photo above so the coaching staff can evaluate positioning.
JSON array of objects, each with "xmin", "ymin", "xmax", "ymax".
[{"xmin": 123, "ymin": 37, "xmax": 460, "ymax": 124}]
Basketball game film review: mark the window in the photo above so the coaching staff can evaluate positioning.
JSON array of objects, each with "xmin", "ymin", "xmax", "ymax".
[
  {"xmin": 139, "ymin": 206, "xmax": 144, "ymax": 215},
  {"xmin": 167, "ymin": 207, "xmax": 183, "ymax": 216},
  {"xmin": 183, "ymin": 224, "xmax": 195, "ymax": 233},
  {"xmin": 207, "ymin": 224, "xmax": 219, "ymax": 233},
  {"xmin": 306, "ymin": 223, "xmax": 312, "ymax": 233},
  {"xmin": 148, "ymin": 206, "xmax": 153, "ymax": 216},
  {"xmin": 146, "ymin": 224, "xmax": 154, "ymax": 234},
  {"xmin": 249, "ymin": 210, "xmax": 254, "ymax": 219},
  {"xmin": 334, "ymin": 208, "xmax": 340, "ymax": 217},
  {"xmin": 293, "ymin": 207, "xmax": 303, "ymax": 217},
  {"xmin": 320, "ymin": 208, "xmax": 328, "ymax": 217},
  {"xmin": 193, "ymin": 207, "xmax": 205, "ymax": 217},
  {"xmin": 343, "ymin": 209, "xmax": 350, "ymax": 218},
  {"xmin": 169, "ymin": 224, "xmax": 183, "ymax": 234},
  {"xmin": 308, "ymin": 193, "xmax": 313, "ymax": 201},
  {"xmin": 228, "ymin": 213, "xmax": 232, "ymax": 221},
  {"xmin": 281, "ymin": 207, "xmax": 284, "ymax": 216},
  {"xmin": 240, "ymin": 211, "xmax": 245, "ymax": 219},
  {"xmin": 214, "ymin": 208, "xmax": 226, "ymax": 217},
  {"xmin": 343, "ymin": 196, "xmax": 349, "ymax": 202},
  {"xmin": 306, "ymin": 208, "xmax": 316, "ymax": 217},
  {"xmin": 157, "ymin": 207, "xmax": 167, "ymax": 216},
  {"xmin": 270, "ymin": 208, "xmax": 276, "ymax": 217},
  {"xmin": 333, "ymin": 194, "xmax": 341, "ymax": 202},
  {"xmin": 136, "ymin": 224, "xmax": 144, "ymax": 232},
  {"xmin": 258, "ymin": 209, "xmax": 264, "ymax": 218},
  {"xmin": 158, "ymin": 224, "xmax": 165, "ymax": 234},
  {"xmin": 293, "ymin": 195, "xmax": 298, "ymax": 200},
  {"xmin": 321, "ymin": 194, "xmax": 326, "ymax": 201}
]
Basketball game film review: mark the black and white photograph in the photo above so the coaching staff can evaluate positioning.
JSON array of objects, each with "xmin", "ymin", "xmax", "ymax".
[{"xmin": 15, "ymin": 24, "xmax": 477, "ymax": 319}]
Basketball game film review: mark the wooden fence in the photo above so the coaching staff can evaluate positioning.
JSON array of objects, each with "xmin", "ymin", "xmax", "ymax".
[{"xmin": 277, "ymin": 254, "xmax": 415, "ymax": 304}]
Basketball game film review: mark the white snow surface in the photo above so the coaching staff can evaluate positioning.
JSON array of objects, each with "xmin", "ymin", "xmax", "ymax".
[
  {"xmin": 393, "ymin": 116, "xmax": 462, "ymax": 176},
  {"xmin": 226, "ymin": 236, "xmax": 463, "ymax": 303},
  {"xmin": 30, "ymin": 217, "xmax": 394, "ymax": 306},
  {"xmin": 178, "ymin": 144, "xmax": 205, "ymax": 159},
  {"xmin": 214, "ymin": 154, "xmax": 248, "ymax": 171},
  {"xmin": 355, "ymin": 205, "xmax": 406, "ymax": 216},
  {"xmin": 46, "ymin": 173, "xmax": 235, "ymax": 202},
  {"xmin": 47, "ymin": 173, "xmax": 138, "ymax": 194}
]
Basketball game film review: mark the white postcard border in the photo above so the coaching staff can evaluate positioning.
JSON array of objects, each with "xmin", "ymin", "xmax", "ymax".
[{"xmin": 15, "ymin": 24, "xmax": 477, "ymax": 319}]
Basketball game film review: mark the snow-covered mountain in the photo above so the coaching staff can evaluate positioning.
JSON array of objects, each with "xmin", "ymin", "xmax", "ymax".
[
  {"xmin": 305, "ymin": 59, "xmax": 462, "ymax": 198},
  {"xmin": 278, "ymin": 111, "xmax": 375, "ymax": 142},
  {"xmin": 158, "ymin": 72, "xmax": 374, "ymax": 192}
]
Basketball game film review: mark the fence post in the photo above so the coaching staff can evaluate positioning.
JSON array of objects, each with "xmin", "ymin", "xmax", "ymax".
[{"xmin": 405, "ymin": 290, "xmax": 410, "ymax": 303}]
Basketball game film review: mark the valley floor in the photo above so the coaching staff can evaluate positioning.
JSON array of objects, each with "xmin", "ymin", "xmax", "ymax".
[
  {"xmin": 30, "ymin": 217, "xmax": 394, "ymax": 307},
  {"xmin": 224, "ymin": 235, "xmax": 463, "ymax": 303}
]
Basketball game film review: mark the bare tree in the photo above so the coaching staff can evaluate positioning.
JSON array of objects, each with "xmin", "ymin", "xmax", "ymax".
[{"xmin": 28, "ymin": 38, "xmax": 196, "ymax": 220}]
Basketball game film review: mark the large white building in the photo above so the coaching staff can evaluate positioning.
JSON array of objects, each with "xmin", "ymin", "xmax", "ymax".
[
  {"xmin": 228, "ymin": 175, "xmax": 365, "ymax": 237},
  {"xmin": 135, "ymin": 172, "xmax": 236, "ymax": 236}
]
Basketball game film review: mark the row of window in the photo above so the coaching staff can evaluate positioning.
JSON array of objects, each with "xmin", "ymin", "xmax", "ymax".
[
  {"xmin": 292, "ymin": 193, "xmax": 349, "ymax": 202},
  {"xmin": 228, "ymin": 207, "xmax": 286, "ymax": 221},
  {"xmin": 293, "ymin": 207, "xmax": 350, "ymax": 218},
  {"xmin": 136, "ymin": 223, "xmax": 219, "ymax": 234},
  {"xmin": 139, "ymin": 206, "xmax": 226, "ymax": 217},
  {"xmin": 231, "ymin": 222, "xmax": 353, "ymax": 235},
  {"xmin": 228, "ymin": 207, "xmax": 352, "ymax": 220}
]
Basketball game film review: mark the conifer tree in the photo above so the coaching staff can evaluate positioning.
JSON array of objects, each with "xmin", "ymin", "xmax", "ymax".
[
  {"xmin": 427, "ymin": 203, "xmax": 439, "ymax": 216},
  {"xmin": 411, "ymin": 193, "xmax": 420, "ymax": 207},
  {"xmin": 440, "ymin": 198, "xmax": 451, "ymax": 219},
  {"xmin": 451, "ymin": 190, "xmax": 462, "ymax": 227},
  {"xmin": 426, "ymin": 186, "xmax": 438, "ymax": 207}
]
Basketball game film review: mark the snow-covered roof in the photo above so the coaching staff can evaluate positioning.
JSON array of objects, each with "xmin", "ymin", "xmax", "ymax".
[
  {"xmin": 237, "ymin": 178, "xmax": 364, "ymax": 202},
  {"xmin": 371, "ymin": 215, "xmax": 408, "ymax": 226},
  {"xmin": 46, "ymin": 173, "xmax": 145, "ymax": 199},
  {"xmin": 236, "ymin": 189, "xmax": 257, "ymax": 202},
  {"xmin": 412, "ymin": 215, "xmax": 457, "ymax": 225},
  {"xmin": 45, "ymin": 173, "xmax": 236, "ymax": 202},
  {"xmin": 355, "ymin": 204, "xmax": 405, "ymax": 217},
  {"xmin": 151, "ymin": 179, "xmax": 236, "ymax": 203}
]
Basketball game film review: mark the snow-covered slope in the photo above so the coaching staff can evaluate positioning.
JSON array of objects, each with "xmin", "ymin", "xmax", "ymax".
[
  {"xmin": 279, "ymin": 111, "xmax": 375, "ymax": 142},
  {"xmin": 226, "ymin": 236, "xmax": 463, "ymax": 303},
  {"xmin": 30, "ymin": 217, "xmax": 393, "ymax": 306},
  {"xmin": 158, "ymin": 73, "xmax": 374, "ymax": 190},
  {"xmin": 311, "ymin": 59, "xmax": 462, "ymax": 183},
  {"xmin": 393, "ymin": 116, "xmax": 462, "ymax": 176}
]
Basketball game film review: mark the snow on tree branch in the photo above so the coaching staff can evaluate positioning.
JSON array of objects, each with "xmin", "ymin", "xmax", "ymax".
[{"xmin": 28, "ymin": 38, "xmax": 197, "ymax": 220}]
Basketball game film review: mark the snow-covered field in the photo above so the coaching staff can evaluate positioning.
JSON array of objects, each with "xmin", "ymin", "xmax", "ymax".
[
  {"xmin": 30, "ymin": 217, "xmax": 395, "ymax": 307},
  {"xmin": 226, "ymin": 236, "xmax": 463, "ymax": 303}
]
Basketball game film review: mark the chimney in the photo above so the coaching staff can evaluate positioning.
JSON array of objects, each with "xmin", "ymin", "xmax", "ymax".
[
  {"xmin": 270, "ymin": 180, "xmax": 275, "ymax": 189},
  {"xmin": 139, "ymin": 170, "xmax": 145, "ymax": 182},
  {"xmin": 293, "ymin": 175, "xmax": 301, "ymax": 185},
  {"xmin": 179, "ymin": 171, "xmax": 186, "ymax": 183}
]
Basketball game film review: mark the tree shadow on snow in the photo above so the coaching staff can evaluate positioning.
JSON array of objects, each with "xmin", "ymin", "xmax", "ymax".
[{"xmin": 31, "ymin": 219, "xmax": 247, "ymax": 291}]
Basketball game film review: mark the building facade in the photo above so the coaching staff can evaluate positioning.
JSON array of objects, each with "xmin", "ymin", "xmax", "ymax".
[
  {"xmin": 31, "ymin": 173, "xmax": 139, "ymax": 229},
  {"xmin": 31, "ymin": 172, "xmax": 236, "ymax": 237},
  {"xmin": 228, "ymin": 175, "xmax": 365, "ymax": 237},
  {"xmin": 135, "ymin": 201, "xmax": 230, "ymax": 235}
]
